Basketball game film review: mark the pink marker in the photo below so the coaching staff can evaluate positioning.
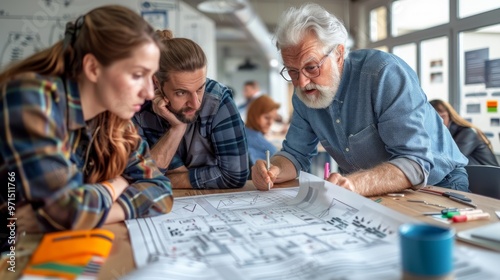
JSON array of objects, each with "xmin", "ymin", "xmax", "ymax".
[{"xmin": 324, "ymin": 162, "xmax": 330, "ymax": 180}]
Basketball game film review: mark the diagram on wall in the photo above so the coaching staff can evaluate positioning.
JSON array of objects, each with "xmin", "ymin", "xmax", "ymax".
[
  {"xmin": 0, "ymin": 0, "xmax": 85, "ymax": 67},
  {"xmin": 430, "ymin": 59, "xmax": 443, "ymax": 84},
  {"xmin": 462, "ymin": 45, "xmax": 500, "ymax": 153},
  {"xmin": 0, "ymin": 32, "xmax": 44, "ymax": 66},
  {"xmin": 0, "ymin": 0, "xmax": 180, "ymax": 69},
  {"xmin": 465, "ymin": 48, "xmax": 489, "ymax": 85}
]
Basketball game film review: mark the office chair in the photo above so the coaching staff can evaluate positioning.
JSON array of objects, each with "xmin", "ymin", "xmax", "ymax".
[{"xmin": 464, "ymin": 165, "xmax": 500, "ymax": 199}]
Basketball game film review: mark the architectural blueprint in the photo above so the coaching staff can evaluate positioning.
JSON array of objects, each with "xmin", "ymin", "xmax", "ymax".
[{"xmin": 124, "ymin": 172, "xmax": 498, "ymax": 280}]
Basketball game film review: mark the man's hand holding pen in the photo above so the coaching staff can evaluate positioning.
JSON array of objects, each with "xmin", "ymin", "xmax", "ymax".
[{"xmin": 252, "ymin": 159, "xmax": 277, "ymax": 191}]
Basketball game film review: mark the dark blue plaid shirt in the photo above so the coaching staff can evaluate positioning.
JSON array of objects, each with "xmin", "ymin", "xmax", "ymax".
[
  {"xmin": 0, "ymin": 73, "xmax": 173, "ymax": 232},
  {"xmin": 132, "ymin": 78, "xmax": 249, "ymax": 189}
]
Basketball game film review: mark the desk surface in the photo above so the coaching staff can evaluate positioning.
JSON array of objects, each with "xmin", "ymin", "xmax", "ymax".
[{"xmin": 2, "ymin": 180, "xmax": 500, "ymax": 280}]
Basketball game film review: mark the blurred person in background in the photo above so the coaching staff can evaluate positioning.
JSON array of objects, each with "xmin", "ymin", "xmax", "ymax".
[
  {"xmin": 245, "ymin": 95, "xmax": 280, "ymax": 165},
  {"xmin": 430, "ymin": 99, "xmax": 498, "ymax": 166},
  {"xmin": 238, "ymin": 80, "xmax": 263, "ymax": 122}
]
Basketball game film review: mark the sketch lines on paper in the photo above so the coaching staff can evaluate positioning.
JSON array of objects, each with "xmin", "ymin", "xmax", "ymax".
[
  {"xmin": 126, "ymin": 177, "xmax": 496, "ymax": 279},
  {"xmin": 205, "ymin": 189, "xmax": 299, "ymax": 210},
  {"xmin": 127, "ymin": 185, "xmax": 404, "ymax": 279}
]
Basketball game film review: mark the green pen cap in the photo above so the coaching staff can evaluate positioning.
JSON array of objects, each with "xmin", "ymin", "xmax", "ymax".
[{"xmin": 445, "ymin": 211, "xmax": 460, "ymax": 218}]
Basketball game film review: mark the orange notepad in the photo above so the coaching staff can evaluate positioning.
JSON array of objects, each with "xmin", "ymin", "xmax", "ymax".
[{"xmin": 23, "ymin": 229, "xmax": 114, "ymax": 279}]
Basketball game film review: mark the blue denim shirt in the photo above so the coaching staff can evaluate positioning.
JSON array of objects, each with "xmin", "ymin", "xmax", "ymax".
[
  {"xmin": 245, "ymin": 127, "xmax": 278, "ymax": 165},
  {"xmin": 276, "ymin": 49, "xmax": 468, "ymax": 188}
]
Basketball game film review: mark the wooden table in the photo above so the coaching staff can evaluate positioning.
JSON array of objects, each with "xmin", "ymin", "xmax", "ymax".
[{"xmin": 2, "ymin": 180, "xmax": 499, "ymax": 280}]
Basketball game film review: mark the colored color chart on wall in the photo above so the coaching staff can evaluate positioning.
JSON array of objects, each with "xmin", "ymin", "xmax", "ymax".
[{"xmin": 487, "ymin": 100, "xmax": 498, "ymax": 113}]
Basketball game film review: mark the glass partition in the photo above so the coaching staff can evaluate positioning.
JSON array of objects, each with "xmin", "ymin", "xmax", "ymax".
[
  {"xmin": 420, "ymin": 37, "xmax": 449, "ymax": 101},
  {"xmin": 460, "ymin": 24, "xmax": 500, "ymax": 152},
  {"xmin": 391, "ymin": 0, "xmax": 449, "ymax": 37},
  {"xmin": 370, "ymin": 6, "xmax": 387, "ymax": 42},
  {"xmin": 459, "ymin": 0, "xmax": 500, "ymax": 18}
]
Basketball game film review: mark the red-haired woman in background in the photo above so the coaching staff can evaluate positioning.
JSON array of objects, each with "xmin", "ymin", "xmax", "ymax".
[{"xmin": 245, "ymin": 95, "xmax": 281, "ymax": 165}]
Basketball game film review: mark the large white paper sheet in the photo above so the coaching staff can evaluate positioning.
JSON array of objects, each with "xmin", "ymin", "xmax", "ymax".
[{"xmin": 124, "ymin": 172, "xmax": 498, "ymax": 279}]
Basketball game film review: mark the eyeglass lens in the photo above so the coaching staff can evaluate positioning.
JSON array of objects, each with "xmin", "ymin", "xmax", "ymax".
[{"xmin": 280, "ymin": 48, "xmax": 334, "ymax": 81}]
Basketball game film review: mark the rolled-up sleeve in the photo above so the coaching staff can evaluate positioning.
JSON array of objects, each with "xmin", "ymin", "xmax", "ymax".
[{"xmin": 373, "ymin": 59, "xmax": 431, "ymax": 188}]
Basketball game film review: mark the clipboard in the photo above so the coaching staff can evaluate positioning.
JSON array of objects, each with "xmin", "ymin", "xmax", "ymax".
[{"xmin": 456, "ymin": 222, "xmax": 500, "ymax": 252}]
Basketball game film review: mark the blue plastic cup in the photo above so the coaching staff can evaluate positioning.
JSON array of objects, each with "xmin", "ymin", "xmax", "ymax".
[{"xmin": 399, "ymin": 223, "xmax": 455, "ymax": 280}]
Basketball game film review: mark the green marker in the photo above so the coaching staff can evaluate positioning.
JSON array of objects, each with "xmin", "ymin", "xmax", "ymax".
[{"xmin": 445, "ymin": 211, "xmax": 460, "ymax": 218}]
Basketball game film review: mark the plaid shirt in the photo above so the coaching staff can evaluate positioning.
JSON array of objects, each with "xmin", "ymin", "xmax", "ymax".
[
  {"xmin": 132, "ymin": 78, "xmax": 249, "ymax": 189},
  {"xmin": 0, "ymin": 73, "xmax": 173, "ymax": 232}
]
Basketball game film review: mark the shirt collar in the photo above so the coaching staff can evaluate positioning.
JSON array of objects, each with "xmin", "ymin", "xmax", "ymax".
[
  {"xmin": 64, "ymin": 77, "xmax": 86, "ymax": 131},
  {"xmin": 332, "ymin": 56, "xmax": 349, "ymax": 106}
]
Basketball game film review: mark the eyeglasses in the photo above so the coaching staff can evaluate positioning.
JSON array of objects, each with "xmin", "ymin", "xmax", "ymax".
[{"xmin": 280, "ymin": 48, "xmax": 334, "ymax": 82}]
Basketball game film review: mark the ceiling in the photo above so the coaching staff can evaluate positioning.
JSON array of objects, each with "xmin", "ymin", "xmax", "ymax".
[{"xmin": 181, "ymin": 0, "xmax": 350, "ymax": 60}]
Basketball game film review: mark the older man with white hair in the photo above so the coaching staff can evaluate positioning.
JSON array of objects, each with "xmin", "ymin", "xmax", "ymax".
[{"xmin": 251, "ymin": 3, "xmax": 468, "ymax": 195}]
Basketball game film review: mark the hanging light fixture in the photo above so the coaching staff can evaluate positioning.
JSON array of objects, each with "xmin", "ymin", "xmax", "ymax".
[{"xmin": 197, "ymin": 0, "xmax": 245, "ymax": 14}]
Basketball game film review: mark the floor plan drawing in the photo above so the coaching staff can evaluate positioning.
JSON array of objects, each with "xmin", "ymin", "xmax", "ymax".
[{"xmin": 125, "ymin": 172, "xmax": 498, "ymax": 280}]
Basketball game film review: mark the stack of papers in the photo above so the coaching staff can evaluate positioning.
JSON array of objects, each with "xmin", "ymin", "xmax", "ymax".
[
  {"xmin": 125, "ymin": 172, "xmax": 499, "ymax": 280},
  {"xmin": 457, "ymin": 222, "xmax": 500, "ymax": 252}
]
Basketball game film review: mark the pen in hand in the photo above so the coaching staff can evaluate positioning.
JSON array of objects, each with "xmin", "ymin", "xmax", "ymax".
[
  {"xmin": 324, "ymin": 162, "xmax": 330, "ymax": 180},
  {"xmin": 266, "ymin": 150, "xmax": 271, "ymax": 191}
]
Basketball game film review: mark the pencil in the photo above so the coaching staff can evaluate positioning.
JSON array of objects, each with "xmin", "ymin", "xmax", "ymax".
[{"xmin": 266, "ymin": 150, "xmax": 271, "ymax": 191}]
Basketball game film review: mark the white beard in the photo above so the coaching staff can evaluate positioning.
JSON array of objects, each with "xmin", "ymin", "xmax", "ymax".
[{"xmin": 296, "ymin": 62, "xmax": 341, "ymax": 109}]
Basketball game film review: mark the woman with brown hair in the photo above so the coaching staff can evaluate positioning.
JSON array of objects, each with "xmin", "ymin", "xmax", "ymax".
[
  {"xmin": 245, "ymin": 95, "xmax": 281, "ymax": 165},
  {"xmin": 0, "ymin": 5, "xmax": 173, "ymax": 241},
  {"xmin": 430, "ymin": 99, "xmax": 498, "ymax": 166}
]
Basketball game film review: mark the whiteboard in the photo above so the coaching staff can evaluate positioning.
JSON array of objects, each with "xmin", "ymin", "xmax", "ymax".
[{"xmin": 0, "ymin": 0, "xmax": 181, "ymax": 69}]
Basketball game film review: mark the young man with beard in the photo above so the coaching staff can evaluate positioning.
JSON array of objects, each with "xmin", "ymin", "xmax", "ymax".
[
  {"xmin": 251, "ymin": 3, "xmax": 469, "ymax": 195},
  {"xmin": 133, "ymin": 30, "xmax": 249, "ymax": 189}
]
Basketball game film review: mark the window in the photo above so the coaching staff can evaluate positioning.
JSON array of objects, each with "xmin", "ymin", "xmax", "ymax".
[
  {"xmin": 459, "ymin": 0, "xmax": 500, "ymax": 18},
  {"xmin": 393, "ymin": 43, "xmax": 417, "ymax": 72},
  {"xmin": 420, "ymin": 37, "xmax": 449, "ymax": 101},
  {"xmin": 357, "ymin": 0, "xmax": 500, "ymax": 153},
  {"xmin": 374, "ymin": 46, "xmax": 389, "ymax": 52},
  {"xmin": 370, "ymin": 6, "xmax": 387, "ymax": 42},
  {"xmin": 460, "ymin": 24, "xmax": 500, "ymax": 152},
  {"xmin": 391, "ymin": 0, "xmax": 449, "ymax": 37}
]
